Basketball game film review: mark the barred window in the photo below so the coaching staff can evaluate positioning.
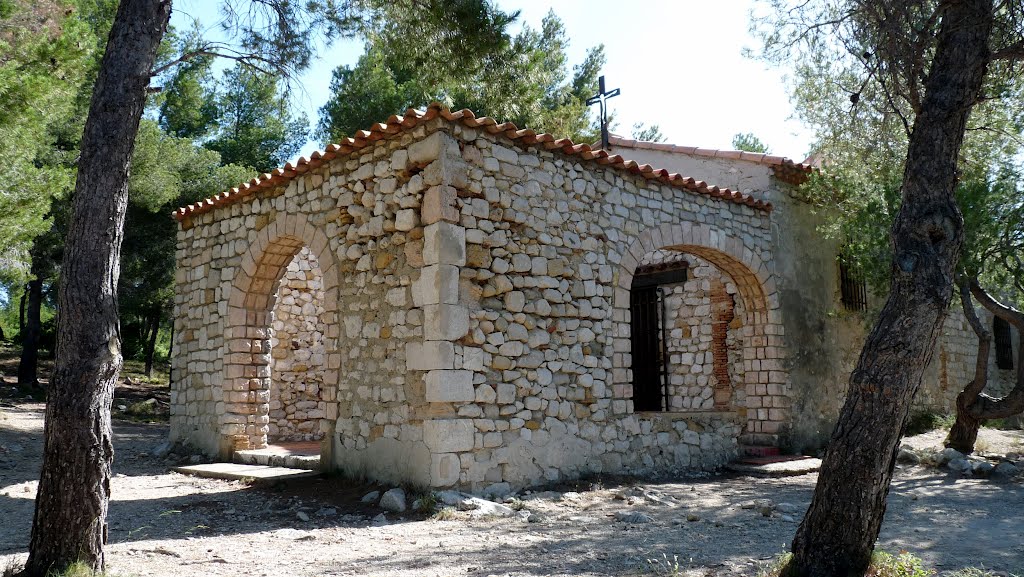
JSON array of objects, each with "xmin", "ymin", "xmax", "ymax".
[{"xmin": 839, "ymin": 260, "xmax": 868, "ymax": 311}]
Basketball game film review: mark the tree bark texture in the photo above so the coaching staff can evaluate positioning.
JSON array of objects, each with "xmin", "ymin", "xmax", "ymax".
[
  {"xmin": 947, "ymin": 279, "xmax": 1024, "ymax": 453},
  {"xmin": 786, "ymin": 2, "xmax": 993, "ymax": 576},
  {"xmin": 144, "ymin": 308, "xmax": 161, "ymax": 378},
  {"xmin": 18, "ymin": 274, "xmax": 43, "ymax": 387},
  {"xmin": 25, "ymin": 1, "xmax": 171, "ymax": 575},
  {"xmin": 19, "ymin": 285, "xmax": 26, "ymax": 333}
]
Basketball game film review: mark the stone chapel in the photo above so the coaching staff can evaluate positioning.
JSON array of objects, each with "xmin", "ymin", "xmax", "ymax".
[{"xmin": 170, "ymin": 103, "xmax": 1019, "ymax": 491}]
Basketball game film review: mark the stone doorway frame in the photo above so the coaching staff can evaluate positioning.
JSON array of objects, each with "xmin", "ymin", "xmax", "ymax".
[
  {"xmin": 220, "ymin": 214, "xmax": 341, "ymax": 461},
  {"xmin": 611, "ymin": 222, "xmax": 789, "ymax": 444}
]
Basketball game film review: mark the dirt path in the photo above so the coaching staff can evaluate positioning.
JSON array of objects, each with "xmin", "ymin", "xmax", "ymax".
[{"xmin": 2, "ymin": 400, "xmax": 1022, "ymax": 577}]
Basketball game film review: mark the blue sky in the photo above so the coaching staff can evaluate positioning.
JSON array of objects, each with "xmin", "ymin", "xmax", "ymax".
[{"xmin": 170, "ymin": 1, "xmax": 813, "ymax": 162}]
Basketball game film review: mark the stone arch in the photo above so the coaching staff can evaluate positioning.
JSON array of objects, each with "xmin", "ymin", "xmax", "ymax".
[
  {"xmin": 612, "ymin": 222, "xmax": 787, "ymax": 444},
  {"xmin": 220, "ymin": 214, "xmax": 339, "ymax": 457}
]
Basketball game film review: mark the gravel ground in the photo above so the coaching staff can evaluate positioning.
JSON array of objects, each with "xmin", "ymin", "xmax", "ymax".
[{"xmin": 2, "ymin": 400, "xmax": 1023, "ymax": 577}]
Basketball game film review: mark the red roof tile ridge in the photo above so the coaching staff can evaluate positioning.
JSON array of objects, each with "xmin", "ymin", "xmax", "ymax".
[{"xmin": 173, "ymin": 103, "xmax": 773, "ymax": 221}]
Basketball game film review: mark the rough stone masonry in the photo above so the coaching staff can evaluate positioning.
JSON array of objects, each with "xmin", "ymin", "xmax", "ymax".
[{"xmin": 173, "ymin": 104, "xmax": 1014, "ymax": 493}]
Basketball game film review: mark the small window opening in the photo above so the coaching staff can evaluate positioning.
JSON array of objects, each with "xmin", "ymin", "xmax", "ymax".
[
  {"xmin": 839, "ymin": 260, "xmax": 868, "ymax": 311},
  {"xmin": 994, "ymin": 316, "xmax": 1014, "ymax": 370}
]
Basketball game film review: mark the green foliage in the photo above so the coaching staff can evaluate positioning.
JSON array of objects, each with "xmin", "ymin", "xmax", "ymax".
[
  {"xmin": 750, "ymin": 1, "xmax": 1024, "ymax": 297},
  {"xmin": 0, "ymin": 1, "xmax": 97, "ymax": 281},
  {"xmin": 157, "ymin": 51, "xmax": 217, "ymax": 139},
  {"xmin": 865, "ymin": 551, "xmax": 934, "ymax": 577},
  {"xmin": 768, "ymin": 551, "xmax": 935, "ymax": 577},
  {"xmin": 44, "ymin": 560, "xmax": 108, "ymax": 577},
  {"xmin": 319, "ymin": 9, "xmax": 609, "ymax": 144},
  {"xmin": 156, "ymin": 56, "xmax": 308, "ymax": 172},
  {"xmin": 732, "ymin": 132, "xmax": 770, "ymax": 153},
  {"xmin": 204, "ymin": 65, "xmax": 308, "ymax": 172},
  {"xmin": 120, "ymin": 119, "xmax": 255, "ymax": 360},
  {"xmin": 632, "ymin": 123, "xmax": 666, "ymax": 143},
  {"xmin": 904, "ymin": 411, "xmax": 956, "ymax": 437}
]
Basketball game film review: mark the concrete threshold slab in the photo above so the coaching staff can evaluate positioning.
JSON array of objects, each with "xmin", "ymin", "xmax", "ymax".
[
  {"xmin": 725, "ymin": 456, "xmax": 822, "ymax": 477},
  {"xmin": 173, "ymin": 463, "xmax": 321, "ymax": 481}
]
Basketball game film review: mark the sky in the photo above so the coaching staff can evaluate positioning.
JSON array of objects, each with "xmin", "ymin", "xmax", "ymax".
[{"xmin": 169, "ymin": 1, "xmax": 815, "ymax": 163}]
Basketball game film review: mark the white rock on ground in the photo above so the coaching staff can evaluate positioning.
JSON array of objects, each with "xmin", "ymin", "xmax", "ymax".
[{"xmin": 379, "ymin": 488, "xmax": 407, "ymax": 513}]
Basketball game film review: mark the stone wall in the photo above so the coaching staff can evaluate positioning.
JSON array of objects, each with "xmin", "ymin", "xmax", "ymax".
[
  {"xmin": 609, "ymin": 143, "xmax": 1024, "ymax": 449},
  {"xmin": 172, "ymin": 112, "xmax": 786, "ymax": 492},
  {"xmin": 269, "ymin": 247, "xmax": 327, "ymax": 441},
  {"xmin": 427, "ymin": 120, "xmax": 783, "ymax": 490},
  {"xmin": 660, "ymin": 257, "xmax": 746, "ymax": 412}
]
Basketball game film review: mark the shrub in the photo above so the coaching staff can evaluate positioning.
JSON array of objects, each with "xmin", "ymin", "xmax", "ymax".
[
  {"xmin": 762, "ymin": 551, "xmax": 934, "ymax": 577},
  {"xmin": 905, "ymin": 412, "xmax": 955, "ymax": 436}
]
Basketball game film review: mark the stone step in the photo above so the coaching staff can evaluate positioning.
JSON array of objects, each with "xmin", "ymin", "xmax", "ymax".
[
  {"xmin": 173, "ymin": 462, "xmax": 321, "ymax": 482},
  {"xmin": 234, "ymin": 448, "xmax": 321, "ymax": 471},
  {"xmin": 726, "ymin": 456, "xmax": 822, "ymax": 477}
]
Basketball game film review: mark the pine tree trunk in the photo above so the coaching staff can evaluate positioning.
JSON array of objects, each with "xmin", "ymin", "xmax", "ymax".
[
  {"xmin": 144, "ymin": 308, "xmax": 161, "ymax": 378},
  {"xmin": 25, "ymin": 2, "xmax": 171, "ymax": 575},
  {"xmin": 19, "ymin": 285, "xmax": 27, "ymax": 333},
  {"xmin": 18, "ymin": 275, "xmax": 43, "ymax": 387},
  {"xmin": 785, "ymin": 3, "xmax": 993, "ymax": 576}
]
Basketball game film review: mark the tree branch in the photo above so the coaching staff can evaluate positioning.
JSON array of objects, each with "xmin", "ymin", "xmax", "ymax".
[
  {"xmin": 992, "ymin": 40, "xmax": 1024, "ymax": 60},
  {"xmin": 969, "ymin": 277, "xmax": 1024, "ymax": 328},
  {"xmin": 958, "ymin": 275, "xmax": 991, "ymax": 405}
]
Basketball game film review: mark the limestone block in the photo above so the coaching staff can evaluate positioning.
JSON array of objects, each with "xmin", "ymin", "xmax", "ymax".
[
  {"xmin": 385, "ymin": 287, "xmax": 407, "ymax": 307},
  {"xmin": 496, "ymin": 383, "xmax": 516, "ymax": 404},
  {"xmin": 423, "ymin": 419, "xmax": 475, "ymax": 453},
  {"xmin": 406, "ymin": 341, "xmax": 456, "ymax": 370},
  {"xmin": 425, "ymin": 369, "xmax": 474, "ymax": 402},
  {"xmin": 430, "ymin": 452, "xmax": 461, "ymax": 486},
  {"xmin": 504, "ymin": 291, "xmax": 526, "ymax": 313},
  {"xmin": 423, "ymin": 222, "xmax": 466, "ymax": 266},
  {"xmin": 413, "ymin": 264, "xmax": 459, "ymax": 306},
  {"xmin": 395, "ymin": 209, "xmax": 419, "ymax": 231},
  {"xmin": 462, "ymin": 347, "xmax": 485, "ymax": 371},
  {"xmin": 424, "ymin": 303, "xmax": 469, "ymax": 341},
  {"xmin": 408, "ymin": 131, "xmax": 446, "ymax": 165},
  {"xmin": 422, "ymin": 186, "xmax": 459, "ymax": 224}
]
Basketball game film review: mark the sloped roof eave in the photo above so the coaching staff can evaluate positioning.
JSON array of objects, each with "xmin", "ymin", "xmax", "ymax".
[{"xmin": 172, "ymin": 104, "xmax": 774, "ymax": 222}]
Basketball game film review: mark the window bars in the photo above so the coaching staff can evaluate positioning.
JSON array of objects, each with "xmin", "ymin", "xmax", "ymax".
[
  {"xmin": 994, "ymin": 316, "xmax": 1014, "ymax": 370},
  {"xmin": 839, "ymin": 260, "xmax": 868, "ymax": 312}
]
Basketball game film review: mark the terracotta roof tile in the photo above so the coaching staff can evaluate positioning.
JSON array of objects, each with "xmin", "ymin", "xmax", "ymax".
[
  {"xmin": 607, "ymin": 136, "xmax": 817, "ymax": 186},
  {"xmin": 173, "ymin": 104, "xmax": 773, "ymax": 221}
]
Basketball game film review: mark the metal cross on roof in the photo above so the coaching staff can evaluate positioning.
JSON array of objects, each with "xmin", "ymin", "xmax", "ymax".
[{"xmin": 586, "ymin": 75, "xmax": 620, "ymax": 151}]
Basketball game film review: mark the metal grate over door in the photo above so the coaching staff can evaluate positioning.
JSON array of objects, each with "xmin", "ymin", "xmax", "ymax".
[{"xmin": 630, "ymin": 286, "xmax": 669, "ymax": 411}]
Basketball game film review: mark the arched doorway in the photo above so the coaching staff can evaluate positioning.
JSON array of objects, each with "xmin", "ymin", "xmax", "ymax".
[
  {"xmin": 219, "ymin": 219, "xmax": 339, "ymax": 459},
  {"xmin": 613, "ymin": 222, "xmax": 788, "ymax": 446},
  {"xmin": 268, "ymin": 246, "xmax": 328, "ymax": 442}
]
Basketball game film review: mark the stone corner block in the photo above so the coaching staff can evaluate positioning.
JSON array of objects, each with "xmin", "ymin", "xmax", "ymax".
[
  {"xmin": 423, "ymin": 221, "xmax": 466, "ymax": 266},
  {"xmin": 423, "ymin": 303, "xmax": 469, "ymax": 341},
  {"xmin": 425, "ymin": 369, "xmax": 474, "ymax": 403},
  {"xmin": 408, "ymin": 131, "xmax": 450, "ymax": 165},
  {"xmin": 423, "ymin": 419, "xmax": 475, "ymax": 453},
  {"xmin": 413, "ymin": 264, "xmax": 459, "ymax": 306},
  {"xmin": 406, "ymin": 341, "xmax": 456, "ymax": 371},
  {"xmin": 422, "ymin": 185, "xmax": 459, "ymax": 225}
]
